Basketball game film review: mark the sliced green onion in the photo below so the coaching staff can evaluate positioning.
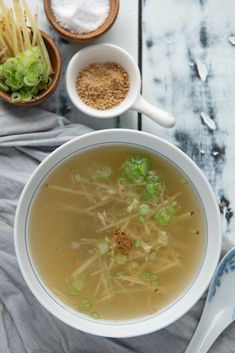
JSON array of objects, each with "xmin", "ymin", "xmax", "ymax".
[
  {"xmin": 141, "ymin": 271, "xmax": 159, "ymax": 285},
  {"xmin": 0, "ymin": 66, "xmax": 3, "ymax": 80},
  {"xmin": 30, "ymin": 86, "xmax": 39, "ymax": 97},
  {"xmin": 69, "ymin": 287, "xmax": 79, "ymax": 296},
  {"xmin": 72, "ymin": 278, "xmax": 84, "ymax": 292},
  {"xmin": 139, "ymin": 204, "xmax": 151, "ymax": 216},
  {"xmin": 74, "ymin": 173, "xmax": 82, "ymax": 182},
  {"xmin": 127, "ymin": 199, "xmax": 139, "ymax": 213},
  {"xmin": 47, "ymin": 76, "xmax": 52, "ymax": 86},
  {"xmin": 122, "ymin": 156, "xmax": 150, "ymax": 182},
  {"xmin": 80, "ymin": 299, "xmax": 93, "ymax": 313},
  {"xmin": 135, "ymin": 239, "xmax": 142, "ymax": 248},
  {"xmin": 96, "ymin": 240, "xmax": 109, "ymax": 255},
  {"xmin": 151, "ymin": 279, "xmax": 160, "ymax": 287},
  {"xmin": 21, "ymin": 91, "xmax": 32, "ymax": 102},
  {"xmin": 100, "ymin": 166, "xmax": 111, "ymax": 178},
  {"xmin": 145, "ymin": 175, "xmax": 164, "ymax": 199},
  {"xmin": 150, "ymin": 274, "xmax": 158, "ymax": 281},
  {"xmin": 6, "ymin": 78, "xmax": 23, "ymax": 90},
  {"xmin": 0, "ymin": 81, "xmax": 9, "ymax": 92},
  {"xmin": 24, "ymin": 73, "xmax": 40, "ymax": 86},
  {"xmin": 11, "ymin": 92, "xmax": 22, "ymax": 103},
  {"xmin": 141, "ymin": 271, "xmax": 152, "ymax": 282},
  {"xmin": 90, "ymin": 312, "xmax": 100, "ymax": 319},
  {"xmin": 155, "ymin": 209, "xmax": 170, "ymax": 226},
  {"xmin": 138, "ymin": 215, "xmax": 146, "ymax": 224},
  {"xmin": 93, "ymin": 166, "xmax": 112, "ymax": 180},
  {"xmin": 155, "ymin": 203, "xmax": 178, "ymax": 226},
  {"xmin": 69, "ymin": 277, "xmax": 85, "ymax": 296},
  {"xmin": 0, "ymin": 46, "xmax": 50, "ymax": 103}
]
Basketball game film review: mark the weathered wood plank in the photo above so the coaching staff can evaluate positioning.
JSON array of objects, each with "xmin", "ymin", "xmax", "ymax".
[{"xmin": 142, "ymin": 0, "xmax": 235, "ymax": 243}]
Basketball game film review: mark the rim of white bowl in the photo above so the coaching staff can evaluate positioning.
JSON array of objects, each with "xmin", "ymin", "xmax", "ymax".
[
  {"xmin": 66, "ymin": 43, "xmax": 141, "ymax": 118},
  {"xmin": 14, "ymin": 129, "xmax": 222, "ymax": 338}
]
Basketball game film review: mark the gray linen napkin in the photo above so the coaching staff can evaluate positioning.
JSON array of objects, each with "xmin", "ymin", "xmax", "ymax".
[{"xmin": 0, "ymin": 103, "xmax": 234, "ymax": 353}]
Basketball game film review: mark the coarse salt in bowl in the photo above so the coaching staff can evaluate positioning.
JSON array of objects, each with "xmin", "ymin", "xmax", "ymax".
[
  {"xmin": 44, "ymin": 0, "xmax": 120, "ymax": 41},
  {"xmin": 51, "ymin": 0, "xmax": 110, "ymax": 34}
]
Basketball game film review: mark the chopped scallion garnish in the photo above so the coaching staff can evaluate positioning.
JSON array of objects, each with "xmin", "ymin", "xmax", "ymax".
[
  {"xmin": 69, "ymin": 277, "xmax": 85, "ymax": 296},
  {"xmin": 96, "ymin": 240, "xmax": 109, "ymax": 255},
  {"xmin": 135, "ymin": 239, "xmax": 142, "ymax": 248},
  {"xmin": 0, "ymin": 47, "xmax": 51, "ymax": 103},
  {"xmin": 139, "ymin": 203, "xmax": 151, "ymax": 216},
  {"xmin": 90, "ymin": 312, "xmax": 100, "ymax": 320},
  {"xmin": 155, "ymin": 202, "xmax": 179, "ymax": 226},
  {"xmin": 145, "ymin": 175, "xmax": 163, "ymax": 199},
  {"xmin": 122, "ymin": 156, "xmax": 150, "ymax": 183},
  {"xmin": 80, "ymin": 299, "xmax": 93, "ymax": 313}
]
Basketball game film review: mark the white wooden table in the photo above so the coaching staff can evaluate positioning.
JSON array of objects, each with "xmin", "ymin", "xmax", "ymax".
[
  {"xmin": 1, "ymin": 2, "xmax": 235, "ymax": 351},
  {"xmin": 4, "ymin": 0, "xmax": 235, "ymax": 245}
]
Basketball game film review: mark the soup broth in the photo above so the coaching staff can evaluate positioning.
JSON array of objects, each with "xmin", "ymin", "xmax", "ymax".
[{"xmin": 29, "ymin": 145, "xmax": 206, "ymax": 320}]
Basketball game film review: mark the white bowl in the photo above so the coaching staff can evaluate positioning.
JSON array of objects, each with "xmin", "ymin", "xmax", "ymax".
[
  {"xmin": 14, "ymin": 129, "xmax": 222, "ymax": 338},
  {"xmin": 66, "ymin": 44, "xmax": 175, "ymax": 128}
]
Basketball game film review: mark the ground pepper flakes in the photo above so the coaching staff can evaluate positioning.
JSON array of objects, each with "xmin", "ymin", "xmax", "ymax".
[
  {"xmin": 76, "ymin": 62, "xmax": 130, "ymax": 110},
  {"xmin": 112, "ymin": 229, "xmax": 134, "ymax": 255}
]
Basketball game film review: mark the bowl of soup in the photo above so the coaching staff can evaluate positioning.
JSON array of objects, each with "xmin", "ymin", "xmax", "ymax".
[{"xmin": 14, "ymin": 129, "xmax": 221, "ymax": 337}]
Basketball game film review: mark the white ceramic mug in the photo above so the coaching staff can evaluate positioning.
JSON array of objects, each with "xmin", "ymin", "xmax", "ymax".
[
  {"xmin": 66, "ymin": 44, "xmax": 175, "ymax": 128},
  {"xmin": 14, "ymin": 129, "xmax": 221, "ymax": 338}
]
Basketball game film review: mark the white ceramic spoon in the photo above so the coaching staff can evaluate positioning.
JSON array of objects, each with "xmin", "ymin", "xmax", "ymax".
[{"xmin": 185, "ymin": 247, "xmax": 235, "ymax": 353}]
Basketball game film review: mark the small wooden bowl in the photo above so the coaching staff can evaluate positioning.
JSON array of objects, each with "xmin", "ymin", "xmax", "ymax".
[
  {"xmin": 0, "ymin": 30, "xmax": 62, "ymax": 107},
  {"xmin": 44, "ymin": 0, "xmax": 120, "ymax": 42}
]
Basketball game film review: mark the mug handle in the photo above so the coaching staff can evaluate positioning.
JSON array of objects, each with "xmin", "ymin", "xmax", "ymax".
[{"xmin": 132, "ymin": 95, "xmax": 175, "ymax": 128}]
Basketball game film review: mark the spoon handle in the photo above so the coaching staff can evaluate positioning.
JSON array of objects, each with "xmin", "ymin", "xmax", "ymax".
[
  {"xmin": 185, "ymin": 310, "xmax": 233, "ymax": 353},
  {"xmin": 132, "ymin": 95, "xmax": 175, "ymax": 128}
]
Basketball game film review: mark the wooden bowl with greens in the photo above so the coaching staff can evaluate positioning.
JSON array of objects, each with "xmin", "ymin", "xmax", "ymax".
[{"xmin": 0, "ymin": 0, "xmax": 62, "ymax": 106}]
